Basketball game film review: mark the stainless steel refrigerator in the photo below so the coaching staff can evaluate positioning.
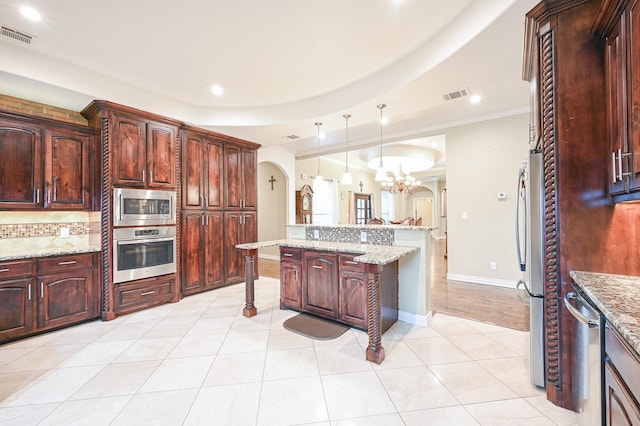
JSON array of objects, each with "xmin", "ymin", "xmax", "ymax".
[{"xmin": 516, "ymin": 149, "xmax": 545, "ymax": 388}]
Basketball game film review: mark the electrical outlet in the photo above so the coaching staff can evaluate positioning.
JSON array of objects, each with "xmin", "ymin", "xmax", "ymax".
[
  {"xmin": 60, "ymin": 227, "xmax": 70, "ymax": 238},
  {"xmin": 313, "ymin": 229, "xmax": 319, "ymax": 239},
  {"xmin": 462, "ymin": 211, "xmax": 468, "ymax": 220},
  {"xmin": 360, "ymin": 231, "xmax": 367, "ymax": 243},
  {"xmin": 489, "ymin": 261, "xmax": 497, "ymax": 270}
]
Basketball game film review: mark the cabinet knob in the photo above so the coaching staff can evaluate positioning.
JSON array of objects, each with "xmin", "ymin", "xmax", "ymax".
[{"xmin": 312, "ymin": 265, "xmax": 322, "ymax": 269}]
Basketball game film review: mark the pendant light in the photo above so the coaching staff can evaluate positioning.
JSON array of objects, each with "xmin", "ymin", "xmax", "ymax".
[
  {"xmin": 314, "ymin": 122, "xmax": 323, "ymax": 184},
  {"xmin": 341, "ymin": 114, "xmax": 353, "ymax": 185},
  {"xmin": 374, "ymin": 104, "xmax": 388, "ymax": 181}
]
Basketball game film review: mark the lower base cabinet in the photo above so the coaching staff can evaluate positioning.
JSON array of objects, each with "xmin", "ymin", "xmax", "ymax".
[
  {"xmin": 604, "ymin": 323, "xmax": 640, "ymax": 425},
  {"xmin": 113, "ymin": 275, "xmax": 176, "ymax": 315},
  {"xmin": 279, "ymin": 248, "xmax": 398, "ymax": 332},
  {"xmin": 0, "ymin": 253, "xmax": 99, "ymax": 344}
]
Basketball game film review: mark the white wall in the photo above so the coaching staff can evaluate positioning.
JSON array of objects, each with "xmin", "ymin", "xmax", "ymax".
[
  {"xmin": 446, "ymin": 113, "xmax": 528, "ymax": 287},
  {"xmin": 257, "ymin": 162, "xmax": 286, "ymax": 259}
]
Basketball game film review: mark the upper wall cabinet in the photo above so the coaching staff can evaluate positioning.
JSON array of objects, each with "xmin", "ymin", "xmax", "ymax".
[
  {"xmin": 0, "ymin": 111, "xmax": 94, "ymax": 210},
  {"xmin": 81, "ymin": 101, "xmax": 180, "ymax": 191},
  {"xmin": 111, "ymin": 113, "xmax": 177, "ymax": 189},
  {"xmin": 224, "ymin": 144, "xmax": 257, "ymax": 210},
  {"xmin": 181, "ymin": 128, "xmax": 224, "ymax": 210},
  {"xmin": 597, "ymin": 0, "xmax": 640, "ymax": 202}
]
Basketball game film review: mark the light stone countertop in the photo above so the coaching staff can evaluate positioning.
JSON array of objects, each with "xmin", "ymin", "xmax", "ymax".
[
  {"xmin": 570, "ymin": 271, "xmax": 640, "ymax": 357},
  {"xmin": 285, "ymin": 224, "xmax": 437, "ymax": 232},
  {"xmin": 0, "ymin": 244, "xmax": 101, "ymax": 261},
  {"xmin": 236, "ymin": 239, "xmax": 418, "ymax": 265}
]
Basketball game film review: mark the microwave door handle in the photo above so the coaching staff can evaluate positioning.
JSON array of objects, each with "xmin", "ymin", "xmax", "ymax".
[{"xmin": 119, "ymin": 193, "xmax": 123, "ymax": 221}]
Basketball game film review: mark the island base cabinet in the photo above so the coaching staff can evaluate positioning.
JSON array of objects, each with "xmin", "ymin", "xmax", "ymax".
[
  {"xmin": 280, "ymin": 247, "xmax": 302, "ymax": 310},
  {"xmin": 303, "ymin": 251, "xmax": 339, "ymax": 319}
]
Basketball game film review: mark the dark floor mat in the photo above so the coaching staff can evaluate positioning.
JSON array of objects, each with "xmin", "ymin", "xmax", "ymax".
[{"xmin": 283, "ymin": 313, "xmax": 350, "ymax": 340}]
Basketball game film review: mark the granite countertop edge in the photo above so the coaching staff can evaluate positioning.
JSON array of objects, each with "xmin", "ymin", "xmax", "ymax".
[
  {"xmin": 0, "ymin": 245, "xmax": 102, "ymax": 261},
  {"xmin": 285, "ymin": 224, "xmax": 437, "ymax": 232},
  {"xmin": 570, "ymin": 270, "xmax": 640, "ymax": 357},
  {"xmin": 236, "ymin": 239, "xmax": 418, "ymax": 265}
]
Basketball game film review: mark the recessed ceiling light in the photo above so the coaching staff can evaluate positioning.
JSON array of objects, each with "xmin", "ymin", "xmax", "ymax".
[
  {"xmin": 470, "ymin": 94, "xmax": 481, "ymax": 104},
  {"xmin": 20, "ymin": 6, "xmax": 41, "ymax": 21},
  {"xmin": 210, "ymin": 84, "xmax": 224, "ymax": 96}
]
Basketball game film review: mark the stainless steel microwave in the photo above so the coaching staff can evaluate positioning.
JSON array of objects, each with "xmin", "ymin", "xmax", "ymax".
[{"xmin": 113, "ymin": 188, "xmax": 176, "ymax": 227}]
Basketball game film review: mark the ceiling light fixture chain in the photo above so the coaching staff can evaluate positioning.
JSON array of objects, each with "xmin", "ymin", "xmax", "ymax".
[
  {"xmin": 341, "ymin": 114, "xmax": 353, "ymax": 185},
  {"xmin": 381, "ymin": 163, "xmax": 422, "ymax": 196},
  {"xmin": 314, "ymin": 121, "xmax": 323, "ymax": 184},
  {"xmin": 374, "ymin": 104, "xmax": 388, "ymax": 182}
]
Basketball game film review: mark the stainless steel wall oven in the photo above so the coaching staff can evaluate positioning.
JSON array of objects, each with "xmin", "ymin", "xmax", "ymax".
[{"xmin": 112, "ymin": 226, "xmax": 176, "ymax": 284}]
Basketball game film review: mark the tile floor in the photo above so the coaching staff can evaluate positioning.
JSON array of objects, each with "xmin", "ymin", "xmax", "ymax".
[{"xmin": 0, "ymin": 277, "xmax": 578, "ymax": 425}]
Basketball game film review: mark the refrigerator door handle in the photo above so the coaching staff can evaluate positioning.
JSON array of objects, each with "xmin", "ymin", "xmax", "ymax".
[
  {"xmin": 515, "ymin": 168, "xmax": 527, "ymax": 272},
  {"xmin": 516, "ymin": 280, "xmax": 531, "ymax": 304}
]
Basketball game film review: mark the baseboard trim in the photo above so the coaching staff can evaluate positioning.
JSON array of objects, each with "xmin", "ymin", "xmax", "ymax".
[
  {"xmin": 446, "ymin": 273, "xmax": 517, "ymax": 289},
  {"xmin": 398, "ymin": 310, "xmax": 432, "ymax": 327}
]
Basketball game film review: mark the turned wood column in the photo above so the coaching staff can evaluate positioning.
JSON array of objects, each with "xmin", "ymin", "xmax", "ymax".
[
  {"xmin": 365, "ymin": 263, "xmax": 385, "ymax": 364},
  {"xmin": 242, "ymin": 248, "xmax": 258, "ymax": 317}
]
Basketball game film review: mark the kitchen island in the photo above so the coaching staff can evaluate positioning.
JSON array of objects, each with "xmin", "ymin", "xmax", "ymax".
[{"xmin": 237, "ymin": 223, "xmax": 432, "ymax": 364}]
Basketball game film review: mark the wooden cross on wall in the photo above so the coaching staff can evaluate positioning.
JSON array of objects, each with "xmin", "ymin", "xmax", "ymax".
[{"xmin": 268, "ymin": 175, "xmax": 277, "ymax": 190}]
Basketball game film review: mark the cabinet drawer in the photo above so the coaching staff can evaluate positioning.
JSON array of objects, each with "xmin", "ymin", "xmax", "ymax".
[
  {"xmin": 605, "ymin": 323, "xmax": 640, "ymax": 401},
  {"xmin": 38, "ymin": 253, "xmax": 94, "ymax": 274},
  {"xmin": 280, "ymin": 247, "xmax": 301, "ymax": 262},
  {"xmin": 114, "ymin": 276, "xmax": 175, "ymax": 314},
  {"xmin": 340, "ymin": 253, "xmax": 365, "ymax": 272},
  {"xmin": 0, "ymin": 259, "xmax": 35, "ymax": 279}
]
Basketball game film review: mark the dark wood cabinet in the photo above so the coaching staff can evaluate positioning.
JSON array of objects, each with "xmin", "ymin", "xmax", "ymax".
[
  {"xmin": 280, "ymin": 247, "xmax": 302, "ymax": 310},
  {"xmin": 0, "ymin": 259, "xmax": 35, "ymax": 341},
  {"xmin": 303, "ymin": 251, "xmax": 339, "ymax": 319},
  {"xmin": 111, "ymin": 112, "xmax": 177, "ymax": 189},
  {"xmin": 0, "ymin": 111, "xmax": 95, "ymax": 210},
  {"xmin": 182, "ymin": 211, "xmax": 224, "ymax": 295},
  {"xmin": 181, "ymin": 129, "xmax": 224, "ymax": 210},
  {"xmin": 224, "ymin": 211, "xmax": 257, "ymax": 284},
  {"xmin": 44, "ymin": 128, "xmax": 91, "ymax": 209},
  {"xmin": 224, "ymin": 144, "xmax": 257, "ymax": 210},
  {"xmin": 0, "ymin": 253, "xmax": 99, "ymax": 344},
  {"xmin": 113, "ymin": 275, "xmax": 176, "ymax": 315},
  {"xmin": 279, "ymin": 248, "xmax": 399, "ymax": 331},
  {"xmin": 604, "ymin": 323, "xmax": 640, "ymax": 425}
]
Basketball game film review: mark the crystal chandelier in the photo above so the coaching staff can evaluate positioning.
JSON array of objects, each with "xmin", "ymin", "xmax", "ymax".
[{"xmin": 381, "ymin": 163, "xmax": 422, "ymax": 195}]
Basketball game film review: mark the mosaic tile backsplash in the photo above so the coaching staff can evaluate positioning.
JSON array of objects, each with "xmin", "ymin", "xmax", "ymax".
[{"xmin": 305, "ymin": 226, "xmax": 394, "ymax": 246}]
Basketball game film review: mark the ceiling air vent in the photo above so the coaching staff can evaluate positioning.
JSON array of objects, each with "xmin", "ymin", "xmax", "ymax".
[
  {"xmin": 443, "ymin": 88, "xmax": 469, "ymax": 101},
  {"xmin": 1, "ymin": 25, "xmax": 34, "ymax": 45},
  {"xmin": 286, "ymin": 135, "xmax": 300, "ymax": 140}
]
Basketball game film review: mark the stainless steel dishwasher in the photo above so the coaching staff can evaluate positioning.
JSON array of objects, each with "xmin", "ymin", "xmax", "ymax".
[{"xmin": 564, "ymin": 288, "xmax": 604, "ymax": 426}]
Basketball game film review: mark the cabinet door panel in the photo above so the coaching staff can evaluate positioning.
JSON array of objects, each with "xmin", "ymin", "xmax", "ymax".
[
  {"xmin": 607, "ymin": 19, "xmax": 628, "ymax": 195},
  {"xmin": 242, "ymin": 149, "xmax": 257, "ymax": 209},
  {"xmin": 182, "ymin": 213, "xmax": 205, "ymax": 294},
  {"xmin": 205, "ymin": 139, "xmax": 224, "ymax": 209},
  {"xmin": 38, "ymin": 271, "xmax": 96, "ymax": 329},
  {"xmin": 629, "ymin": 1, "xmax": 640, "ymax": 190},
  {"xmin": 204, "ymin": 212, "xmax": 224, "ymax": 288},
  {"xmin": 339, "ymin": 271, "xmax": 367, "ymax": 329},
  {"xmin": 0, "ymin": 121, "xmax": 43, "ymax": 208},
  {"xmin": 280, "ymin": 260, "xmax": 301, "ymax": 309},
  {"xmin": 147, "ymin": 123, "xmax": 176, "ymax": 188},
  {"xmin": 0, "ymin": 278, "xmax": 34, "ymax": 341},
  {"xmin": 605, "ymin": 362, "xmax": 640, "ymax": 425},
  {"xmin": 303, "ymin": 252, "xmax": 338, "ymax": 318},
  {"xmin": 45, "ymin": 129, "xmax": 91, "ymax": 209},
  {"xmin": 112, "ymin": 114, "xmax": 146, "ymax": 186},
  {"xmin": 225, "ymin": 145, "xmax": 241, "ymax": 209},
  {"xmin": 182, "ymin": 134, "xmax": 204, "ymax": 209},
  {"xmin": 224, "ymin": 212, "xmax": 243, "ymax": 282}
]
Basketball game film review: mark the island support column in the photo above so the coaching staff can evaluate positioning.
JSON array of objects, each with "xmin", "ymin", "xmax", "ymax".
[
  {"xmin": 242, "ymin": 248, "xmax": 258, "ymax": 317},
  {"xmin": 365, "ymin": 263, "xmax": 385, "ymax": 364}
]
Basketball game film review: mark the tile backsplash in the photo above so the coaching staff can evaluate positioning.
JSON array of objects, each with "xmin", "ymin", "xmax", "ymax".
[{"xmin": 304, "ymin": 226, "xmax": 394, "ymax": 245}]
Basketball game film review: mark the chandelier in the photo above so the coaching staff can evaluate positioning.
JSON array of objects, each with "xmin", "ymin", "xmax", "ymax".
[{"xmin": 381, "ymin": 164, "xmax": 422, "ymax": 195}]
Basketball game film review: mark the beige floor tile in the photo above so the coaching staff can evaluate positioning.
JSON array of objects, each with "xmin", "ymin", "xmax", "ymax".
[
  {"xmin": 370, "ymin": 339, "xmax": 424, "ymax": 370},
  {"xmin": 167, "ymin": 333, "xmax": 226, "ymax": 358},
  {"xmin": 315, "ymin": 343, "xmax": 372, "ymax": 375},
  {"xmin": 39, "ymin": 395, "xmax": 131, "ymax": 426},
  {"xmin": 184, "ymin": 382, "xmax": 261, "ymax": 425},
  {"xmin": 429, "ymin": 314, "xmax": 482, "ymax": 336},
  {"xmin": 447, "ymin": 332, "xmax": 519, "ymax": 360},
  {"xmin": 332, "ymin": 413, "xmax": 405, "ymax": 425},
  {"xmin": 478, "ymin": 357, "xmax": 542, "ymax": 398},
  {"xmin": 322, "ymin": 371, "xmax": 396, "ymax": 420},
  {"xmin": 1, "ymin": 365, "xmax": 103, "ymax": 407},
  {"xmin": 404, "ymin": 335, "xmax": 472, "ymax": 365},
  {"xmin": 138, "ymin": 355, "xmax": 214, "ymax": 393},
  {"xmin": 0, "ymin": 344, "xmax": 87, "ymax": 373},
  {"xmin": 56, "ymin": 340, "xmax": 135, "ymax": 368},
  {"xmin": 94, "ymin": 320, "xmax": 158, "ymax": 342},
  {"xmin": 112, "ymin": 337, "xmax": 180, "ymax": 363},
  {"xmin": 267, "ymin": 330, "xmax": 315, "ymax": 350},
  {"xmin": 0, "ymin": 347, "xmax": 37, "ymax": 369},
  {"xmin": 401, "ymin": 405, "xmax": 480, "ymax": 425},
  {"xmin": 0, "ymin": 370, "xmax": 46, "ymax": 394},
  {"xmin": 257, "ymin": 376, "xmax": 329, "ymax": 425},
  {"xmin": 69, "ymin": 361, "xmax": 160, "ymax": 399},
  {"xmin": 465, "ymin": 398, "xmax": 556, "ymax": 425},
  {"xmin": 524, "ymin": 395, "xmax": 580, "ymax": 425},
  {"xmin": 0, "ymin": 403, "xmax": 60, "ymax": 425},
  {"xmin": 487, "ymin": 329, "xmax": 530, "ymax": 356},
  {"xmin": 203, "ymin": 351, "xmax": 266, "ymax": 386},
  {"xmin": 142, "ymin": 318, "xmax": 197, "ymax": 339},
  {"xmin": 429, "ymin": 361, "xmax": 519, "ymax": 405},
  {"xmin": 377, "ymin": 366, "xmax": 459, "ymax": 411},
  {"xmin": 218, "ymin": 330, "xmax": 269, "ymax": 354},
  {"xmin": 185, "ymin": 317, "xmax": 234, "ymax": 336},
  {"xmin": 263, "ymin": 347, "xmax": 319, "ymax": 380},
  {"xmin": 110, "ymin": 388, "xmax": 198, "ymax": 426}
]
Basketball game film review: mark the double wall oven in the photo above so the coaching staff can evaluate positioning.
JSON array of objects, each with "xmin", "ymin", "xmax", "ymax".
[{"xmin": 112, "ymin": 188, "xmax": 177, "ymax": 284}]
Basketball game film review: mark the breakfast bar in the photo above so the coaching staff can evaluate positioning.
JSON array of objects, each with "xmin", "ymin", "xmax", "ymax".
[{"xmin": 236, "ymin": 231, "xmax": 420, "ymax": 364}]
